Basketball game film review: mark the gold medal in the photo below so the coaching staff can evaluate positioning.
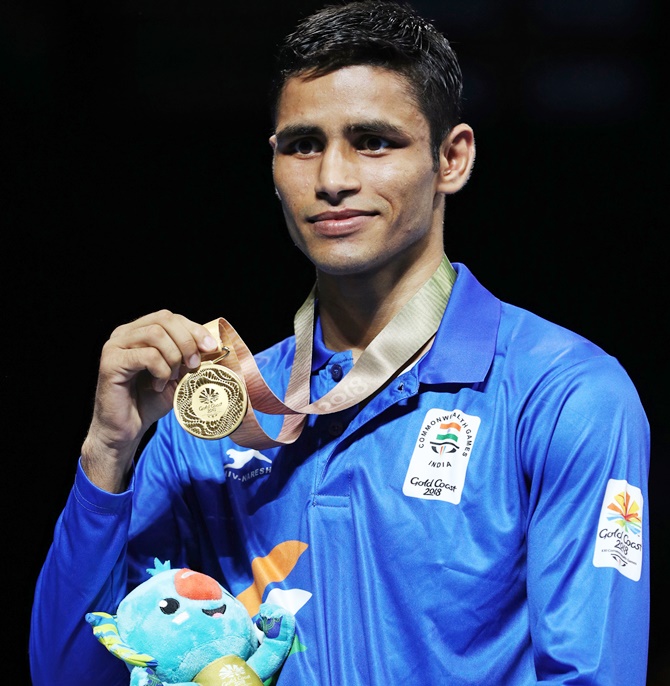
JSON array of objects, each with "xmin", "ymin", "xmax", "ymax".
[{"xmin": 173, "ymin": 355, "xmax": 248, "ymax": 440}]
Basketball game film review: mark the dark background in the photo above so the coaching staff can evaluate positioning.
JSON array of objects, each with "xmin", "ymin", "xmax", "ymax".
[{"xmin": 2, "ymin": 0, "xmax": 667, "ymax": 683}]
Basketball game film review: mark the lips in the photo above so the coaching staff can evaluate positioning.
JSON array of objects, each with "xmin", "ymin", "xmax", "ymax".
[{"xmin": 307, "ymin": 208, "xmax": 378, "ymax": 235}]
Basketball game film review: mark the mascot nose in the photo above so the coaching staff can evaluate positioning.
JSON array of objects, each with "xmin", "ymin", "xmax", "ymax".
[{"xmin": 174, "ymin": 569, "xmax": 223, "ymax": 601}]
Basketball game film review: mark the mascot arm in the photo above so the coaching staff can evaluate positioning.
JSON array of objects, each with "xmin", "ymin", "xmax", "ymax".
[{"xmin": 246, "ymin": 602, "xmax": 296, "ymax": 683}]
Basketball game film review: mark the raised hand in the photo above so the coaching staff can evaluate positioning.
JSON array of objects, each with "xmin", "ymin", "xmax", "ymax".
[{"xmin": 81, "ymin": 310, "xmax": 219, "ymax": 492}]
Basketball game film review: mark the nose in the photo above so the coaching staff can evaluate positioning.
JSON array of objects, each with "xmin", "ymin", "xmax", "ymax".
[{"xmin": 315, "ymin": 144, "xmax": 361, "ymax": 202}]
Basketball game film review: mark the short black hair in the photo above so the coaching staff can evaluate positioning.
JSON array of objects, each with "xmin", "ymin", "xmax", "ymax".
[{"xmin": 271, "ymin": 0, "xmax": 464, "ymax": 164}]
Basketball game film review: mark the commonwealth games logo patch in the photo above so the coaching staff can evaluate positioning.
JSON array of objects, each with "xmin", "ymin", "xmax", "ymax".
[
  {"xmin": 402, "ymin": 408, "xmax": 480, "ymax": 504},
  {"xmin": 592, "ymin": 479, "xmax": 644, "ymax": 581}
]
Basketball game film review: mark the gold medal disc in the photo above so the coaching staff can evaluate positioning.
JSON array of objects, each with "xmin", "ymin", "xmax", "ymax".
[{"xmin": 173, "ymin": 362, "xmax": 248, "ymax": 440}]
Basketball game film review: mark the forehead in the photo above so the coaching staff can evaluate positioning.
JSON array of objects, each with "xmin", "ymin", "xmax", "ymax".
[{"xmin": 275, "ymin": 65, "xmax": 429, "ymax": 136}]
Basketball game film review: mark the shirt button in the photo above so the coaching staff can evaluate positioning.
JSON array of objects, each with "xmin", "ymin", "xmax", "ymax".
[
  {"xmin": 331, "ymin": 364, "xmax": 343, "ymax": 381},
  {"xmin": 328, "ymin": 421, "xmax": 344, "ymax": 437}
]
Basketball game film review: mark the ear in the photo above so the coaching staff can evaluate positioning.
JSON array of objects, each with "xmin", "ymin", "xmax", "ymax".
[{"xmin": 436, "ymin": 123, "xmax": 476, "ymax": 195}]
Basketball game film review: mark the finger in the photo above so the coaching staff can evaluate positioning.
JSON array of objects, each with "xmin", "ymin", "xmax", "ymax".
[
  {"xmin": 100, "ymin": 338, "xmax": 175, "ymax": 394},
  {"xmin": 161, "ymin": 313, "xmax": 220, "ymax": 369},
  {"xmin": 111, "ymin": 310, "xmax": 218, "ymax": 370}
]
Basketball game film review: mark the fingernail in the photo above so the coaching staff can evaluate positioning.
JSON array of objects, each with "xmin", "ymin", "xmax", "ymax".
[
  {"xmin": 187, "ymin": 353, "xmax": 200, "ymax": 368},
  {"xmin": 203, "ymin": 335, "xmax": 217, "ymax": 351}
]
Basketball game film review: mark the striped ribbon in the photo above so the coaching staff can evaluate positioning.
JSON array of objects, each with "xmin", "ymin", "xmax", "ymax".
[{"xmin": 203, "ymin": 255, "xmax": 456, "ymax": 449}]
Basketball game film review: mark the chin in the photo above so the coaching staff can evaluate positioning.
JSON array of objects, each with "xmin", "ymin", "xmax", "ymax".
[{"xmin": 312, "ymin": 253, "xmax": 388, "ymax": 278}]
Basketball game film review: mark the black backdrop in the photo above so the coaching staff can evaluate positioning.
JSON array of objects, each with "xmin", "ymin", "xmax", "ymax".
[{"xmin": 3, "ymin": 0, "xmax": 668, "ymax": 683}]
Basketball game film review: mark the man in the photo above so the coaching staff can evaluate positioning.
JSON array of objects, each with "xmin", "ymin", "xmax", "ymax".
[{"xmin": 30, "ymin": 1, "xmax": 650, "ymax": 684}]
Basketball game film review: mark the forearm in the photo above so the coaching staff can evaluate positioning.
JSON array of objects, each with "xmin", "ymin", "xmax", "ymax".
[{"xmin": 81, "ymin": 429, "xmax": 140, "ymax": 493}]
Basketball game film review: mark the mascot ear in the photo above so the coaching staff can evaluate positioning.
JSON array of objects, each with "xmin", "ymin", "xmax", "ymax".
[{"xmin": 85, "ymin": 611, "xmax": 158, "ymax": 669}]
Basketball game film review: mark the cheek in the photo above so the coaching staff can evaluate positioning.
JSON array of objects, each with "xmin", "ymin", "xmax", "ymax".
[
  {"xmin": 390, "ymin": 181, "xmax": 439, "ymax": 238},
  {"xmin": 372, "ymin": 165, "xmax": 436, "ymax": 214},
  {"xmin": 272, "ymin": 158, "xmax": 289, "ymax": 196},
  {"xmin": 373, "ymin": 152, "xmax": 434, "ymax": 189},
  {"xmin": 274, "ymin": 162, "xmax": 309, "ymax": 206}
]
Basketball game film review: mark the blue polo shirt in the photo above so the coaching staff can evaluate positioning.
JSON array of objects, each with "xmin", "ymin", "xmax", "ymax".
[{"xmin": 30, "ymin": 263, "xmax": 650, "ymax": 685}]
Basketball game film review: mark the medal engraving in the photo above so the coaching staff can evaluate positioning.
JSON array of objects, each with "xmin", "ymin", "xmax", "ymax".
[{"xmin": 173, "ymin": 362, "xmax": 248, "ymax": 440}]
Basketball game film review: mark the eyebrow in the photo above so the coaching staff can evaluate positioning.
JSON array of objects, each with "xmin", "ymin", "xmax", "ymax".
[
  {"xmin": 274, "ymin": 124, "xmax": 323, "ymax": 143},
  {"xmin": 274, "ymin": 119, "xmax": 408, "ymax": 144},
  {"xmin": 346, "ymin": 120, "xmax": 407, "ymax": 138}
]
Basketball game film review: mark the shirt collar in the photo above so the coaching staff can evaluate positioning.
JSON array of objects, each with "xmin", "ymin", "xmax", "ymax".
[
  {"xmin": 310, "ymin": 262, "xmax": 500, "ymax": 383},
  {"xmin": 418, "ymin": 262, "xmax": 500, "ymax": 384}
]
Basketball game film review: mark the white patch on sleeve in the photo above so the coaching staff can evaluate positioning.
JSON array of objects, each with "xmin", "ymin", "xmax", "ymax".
[
  {"xmin": 592, "ymin": 478, "xmax": 644, "ymax": 581},
  {"xmin": 403, "ymin": 408, "xmax": 480, "ymax": 504}
]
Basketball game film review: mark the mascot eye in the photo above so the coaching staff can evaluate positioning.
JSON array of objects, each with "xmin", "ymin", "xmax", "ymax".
[{"xmin": 159, "ymin": 597, "xmax": 180, "ymax": 615}]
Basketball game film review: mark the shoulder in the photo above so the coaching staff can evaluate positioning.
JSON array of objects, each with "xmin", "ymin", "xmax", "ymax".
[
  {"xmin": 498, "ymin": 300, "xmax": 632, "ymax": 392},
  {"xmin": 500, "ymin": 299, "xmax": 604, "ymax": 360},
  {"xmin": 495, "ymin": 304, "xmax": 649, "ymax": 445}
]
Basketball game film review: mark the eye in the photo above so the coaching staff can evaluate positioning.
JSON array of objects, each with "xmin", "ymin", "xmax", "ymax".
[
  {"xmin": 159, "ymin": 597, "xmax": 180, "ymax": 615},
  {"xmin": 359, "ymin": 135, "xmax": 391, "ymax": 152},
  {"xmin": 289, "ymin": 138, "xmax": 323, "ymax": 155}
]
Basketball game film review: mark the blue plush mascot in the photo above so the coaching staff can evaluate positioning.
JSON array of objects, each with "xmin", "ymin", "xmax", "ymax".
[{"xmin": 85, "ymin": 559, "xmax": 296, "ymax": 686}]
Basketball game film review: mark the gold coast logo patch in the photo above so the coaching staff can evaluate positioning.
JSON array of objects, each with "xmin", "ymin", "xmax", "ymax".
[
  {"xmin": 402, "ymin": 408, "xmax": 480, "ymax": 504},
  {"xmin": 592, "ymin": 479, "xmax": 644, "ymax": 581}
]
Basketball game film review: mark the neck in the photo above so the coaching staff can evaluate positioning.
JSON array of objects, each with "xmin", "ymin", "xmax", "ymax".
[{"xmin": 316, "ymin": 250, "xmax": 447, "ymax": 361}]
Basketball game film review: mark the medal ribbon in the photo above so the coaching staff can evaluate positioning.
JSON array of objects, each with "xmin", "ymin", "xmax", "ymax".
[{"xmin": 201, "ymin": 255, "xmax": 456, "ymax": 449}]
